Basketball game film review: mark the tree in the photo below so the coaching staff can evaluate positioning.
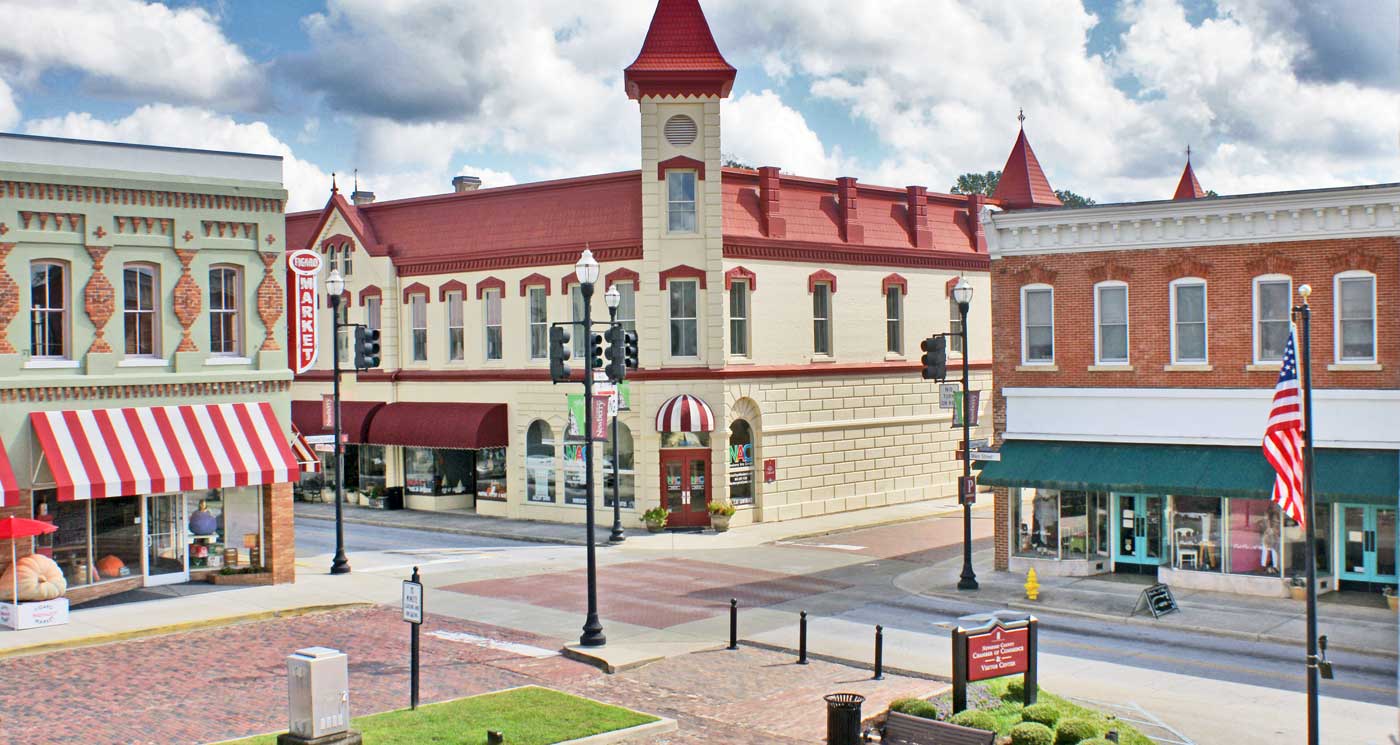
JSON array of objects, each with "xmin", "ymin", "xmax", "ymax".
[
  {"xmin": 1205, "ymin": 189, "xmax": 1219, "ymax": 197},
  {"xmin": 951, "ymin": 171, "xmax": 1000, "ymax": 196},
  {"xmin": 1054, "ymin": 190, "xmax": 1097, "ymax": 208},
  {"xmin": 721, "ymin": 153, "xmax": 753, "ymax": 169}
]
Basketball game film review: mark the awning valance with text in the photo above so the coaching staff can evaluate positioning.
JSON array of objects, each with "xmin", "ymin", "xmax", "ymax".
[{"xmin": 365, "ymin": 402, "xmax": 508, "ymax": 450}]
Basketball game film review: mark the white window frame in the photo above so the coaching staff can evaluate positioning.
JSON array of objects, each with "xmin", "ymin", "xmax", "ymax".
[
  {"xmin": 1251, "ymin": 274, "xmax": 1292, "ymax": 365},
  {"xmin": 812, "ymin": 281, "xmax": 834, "ymax": 357},
  {"xmin": 482, "ymin": 287, "xmax": 503, "ymax": 362},
  {"xmin": 669, "ymin": 279, "xmax": 699, "ymax": 358},
  {"xmin": 949, "ymin": 296, "xmax": 964, "ymax": 356},
  {"xmin": 445, "ymin": 290, "xmax": 465, "ymax": 362},
  {"xmin": 335, "ymin": 301, "xmax": 351, "ymax": 365},
  {"xmin": 1093, "ymin": 280, "xmax": 1129, "ymax": 365},
  {"xmin": 666, "ymin": 171, "xmax": 698, "ymax": 234},
  {"xmin": 885, "ymin": 286, "xmax": 903, "ymax": 356},
  {"xmin": 1169, "ymin": 278, "xmax": 1209, "ymax": 364},
  {"xmin": 570, "ymin": 284, "xmax": 586, "ymax": 358},
  {"xmin": 527, "ymin": 286, "xmax": 548, "ymax": 361},
  {"xmin": 615, "ymin": 281, "xmax": 637, "ymax": 336},
  {"xmin": 1334, "ymin": 270, "xmax": 1377, "ymax": 363},
  {"xmin": 29, "ymin": 260, "xmax": 69, "ymax": 360},
  {"xmin": 1020, "ymin": 284, "xmax": 1054, "ymax": 365},
  {"xmin": 729, "ymin": 280, "xmax": 750, "ymax": 358},
  {"xmin": 340, "ymin": 245, "xmax": 353, "ymax": 277},
  {"xmin": 123, "ymin": 263, "xmax": 161, "ymax": 358},
  {"xmin": 409, "ymin": 293, "xmax": 428, "ymax": 363},
  {"xmin": 365, "ymin": 296, "xmax": 381, "ymax": 333},
  {"xmin": 208, "ymin": 264, "xmax": 242, "ymax": 357}
]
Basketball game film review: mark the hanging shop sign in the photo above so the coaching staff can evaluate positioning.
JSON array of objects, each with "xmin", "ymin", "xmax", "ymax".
[
  {"xmin": 952, "ymin": 611, "xmax": 1038, "ymax": 714},
  {"xmin": 287, "ymin": 249, "xmax": 322, "ymax": 375},
  {"xmin": 322, "ymin": 394, "xmax": 333, "ymax": 429},
  {"xmin": 763, "ymin": 459, "xmax": 777, "ymax": 484},
  {"xmin": 590, "ymin": 394, "xmax": 610, "ymax": 442}
]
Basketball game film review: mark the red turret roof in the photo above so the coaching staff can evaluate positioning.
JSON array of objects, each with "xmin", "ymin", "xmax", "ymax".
[
  {"xmin": 624, "ymin": 0, "xmax": 736, "ymax": 99},
  {"xmin": 991, "ymin": 129, "xmax": 1062, "ymax": 209},
  {"xmin": 1173, "ymin": 160, "xmax": 1206, "ymax": 200}
]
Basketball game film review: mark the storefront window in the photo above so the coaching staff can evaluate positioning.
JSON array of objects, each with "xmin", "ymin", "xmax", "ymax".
[
  {"xmin": 727, "ymin": 419, "xmax": 754, "ymax": 506},
  {"xmin": 660, "ymin": 431, "xmax": 710, "ymax": 449},
  {"xmin": 527, "ymin": 421, "xmax": 557, "ymax": 503},
  {"xmin": 33, "ymin": 490, "xmax": 91, "ymax": 587},
  {"xmin": 91, "ymin": 496, "xmax": 142, "ymax": 581},
  {"xmin": 1284, "ymin": 503, "xmax": 1331, "ymax": 577},
  {"xmin": 223, "ymin": 486, "xmax": 264, "ymax": 568},
  {"xmin": 185, "ymin": 490, "xmax": 223, "ymax": 570},
  {"xmin": 404, "ymin": 447, "xmax": 473, "ymax": 496},
  {"xmin": 1014, "ymin": 488, "xmax": 1061, "ymax": 558},
  {"xmin": 1226, "ymin": 499, "xmax": 1283, "ymax": 576},
  {"xmin": 358, "ymin": 445, "xmax": 387, "ymax": 493},
  {"xmin": 604, "ymin": 422, "xmax": 635, "ymax": 509},
  {"xmin": 1060, "ymin": 491, "xmax": 1089, "ymax": 560},
  {"xmin": 1171, "ymin": 495, "xmax": 1222, "ymax": 572},
  {"xmin": 563, "ymin": 443, "xmax": 587, "ymax": 506},
  {"xmin": 1091, "ymin": 492, "xmax": 1110, "ymax": 556},
  {"xmin": 476, "ymin": 447, "xmax": 507, "ymax": 501}
]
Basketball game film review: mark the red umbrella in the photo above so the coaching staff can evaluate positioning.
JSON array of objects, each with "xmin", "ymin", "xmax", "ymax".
[{"xmin": 0, "ymin": 517, "xmax": 57, "ymax": 605}]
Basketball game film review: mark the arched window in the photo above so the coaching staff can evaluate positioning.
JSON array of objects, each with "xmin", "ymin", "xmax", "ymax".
[
  {"xmin": 526, "ymin": 420, "xmax": 556, "ymax": 503},
  {"xmin": 604, "ymin": 422, "xmax": 635, "ymax": 509},
  {"xmin": 30, "ymin": 261, "xmax": 68, "ymax": 359},
  {"xmin": 123, "ymin": 263, "xmax": 160, "ymax": 357},
  {"xmin": 209, "ymin": 265, "xmax": 242, "ymax": 356},
  {"xmin": 728, "ymin": 419, "xmax": 755, "ymax": 506}
]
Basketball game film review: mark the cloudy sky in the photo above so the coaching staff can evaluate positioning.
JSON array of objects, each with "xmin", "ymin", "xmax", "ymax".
[{"xmin": 2, "ymin": 0, "xmax": 1394, "ymax": 210}]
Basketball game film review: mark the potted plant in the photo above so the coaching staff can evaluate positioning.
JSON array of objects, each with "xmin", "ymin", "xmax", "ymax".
[
  {"xmin": 365, "ymin": 484, "xmax": 387, "ymax": 510},
  {"xmin": 1288, "ymin": 574, "xmax": 1307, "ymax": 601},
  {"xmin": 642, "ymin": 506, "xmax": 668, "ymax": 533},
  {"xmin": 707, "ymin": 500, "xmax": 737, "ymax": 532},
  {"xmin": 1384, "ymin": 586, "xmax": 1398, "ymax": 612}
]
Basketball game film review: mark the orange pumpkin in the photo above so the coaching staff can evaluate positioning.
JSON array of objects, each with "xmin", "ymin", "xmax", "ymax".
[
  {"xmin": 1, "ymin": 553, "xmax": 67, "ymax": 601},
  {"xmin": 96, "ymin": 554, "xmax": 126, "ymax": 579}
]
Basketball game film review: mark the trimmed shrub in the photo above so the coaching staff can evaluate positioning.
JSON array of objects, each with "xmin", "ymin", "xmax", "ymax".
[
  {"xmin": 948, "ymin": 710, "xmax": 998, "ymax": 732},
  {"xmin": 1076, "ymin": 740, "xmax": 1116, "ymax": 745},
  {"xmin": 1021, "ymin": 702, "xmax": 1061, "ymax": 727},
  {"xmin": 889, "ymin": 698, "xmax": 940, "ymax": 720},
  {"xmin": 1010, "ymin": 722, "xmax": 1056, "ymax": 745},
  {"xmin": 1004, "ymin": 677, "xmax": 1025, "ymax": 701},
  {"xmin": 1055, "ymin": 718, "xmax": 1105, "ymax": 745}
]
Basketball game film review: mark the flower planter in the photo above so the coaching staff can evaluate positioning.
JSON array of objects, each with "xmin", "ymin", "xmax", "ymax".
[
  {"xmin": 710, "ymin": 514, "xmax": 731, "ymax": 533},
  {"xmin": 1386, "ymin": 594, "xmax": 1398, "ymax": 612},
  {"xmin": 1289, "ymin": 586, "xmax": 1307, "ymax": 601},
  {"xmin": 646, "ymin": 523, "xmax": 665, "ymax": 534}
]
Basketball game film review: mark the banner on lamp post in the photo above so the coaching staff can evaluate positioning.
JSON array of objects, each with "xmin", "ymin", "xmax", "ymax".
[
  {"xmin": 287, "ymin": 249, "xmax": 322, "ymax": 375},
  {"xmin": 952, "ymin": 390, "xmax": 981, "ymax": 428}
]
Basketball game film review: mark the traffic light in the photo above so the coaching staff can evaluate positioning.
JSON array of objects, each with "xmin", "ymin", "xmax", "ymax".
[
  {"xmin": 353, "ymin": 326, "xmax": 381, "ymax": 370},
  {"xmin": 623, "ymin": 330, "xmax": 638, "ymax": 370},
  {"xmin": 604, "ymin": 325, "xmax": 626, "ymax": 383},
  {"xmin": 920, "ymin": 335, "xmax": 947, "ymax": 381},
  {"xmin": 589, "ymin": 333, "xmax": 605, "ymax": 371},
  {"xmin": 549, "ymin": 326, "xmax": 572, "ymax": 383}
]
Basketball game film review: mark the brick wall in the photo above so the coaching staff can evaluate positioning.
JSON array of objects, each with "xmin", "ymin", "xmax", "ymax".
[{"xmin": 263, "ymin": 481, "xmax": 295, "ymax": 584}]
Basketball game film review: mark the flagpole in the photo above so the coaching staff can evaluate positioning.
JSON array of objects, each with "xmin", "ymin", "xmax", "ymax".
[{"xmin": 1295, "ymin": 284, "xmax": 1319, "ymax": 745}]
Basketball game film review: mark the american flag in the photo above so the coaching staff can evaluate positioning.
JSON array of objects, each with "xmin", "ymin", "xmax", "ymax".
[{"xmin": 1263, "ymin": 325, "xmax": 1307, "ymax": 527}]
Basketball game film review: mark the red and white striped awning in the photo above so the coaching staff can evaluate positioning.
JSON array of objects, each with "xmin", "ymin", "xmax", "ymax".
[
  {"xmin": 0, "ymin": 439, "xmax": 18, "ymax": 508},
  {"xmin": 655, "ymin": 394, "xmax": 715, "ymax": 433},
  {"xmin": 31, "ymin": 402, "xmax": 299, "ymax": 502},
  {"xmin": 290, "ymin": 426, "xmax": 321, "ymax": 473}
]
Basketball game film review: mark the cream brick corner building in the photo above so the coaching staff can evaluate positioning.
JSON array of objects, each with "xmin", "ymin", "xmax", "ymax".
[{"xmin": 285, "ymin": 0, "xmax": 1001, "ymax": 528}]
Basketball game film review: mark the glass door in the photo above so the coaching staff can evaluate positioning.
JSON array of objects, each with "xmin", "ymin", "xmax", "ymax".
[
  {"xmin": 1113, "ymin": 494, "xmax": 1165, "ymax": 567},
  {"xmin": 660, "ymin": 450, "xmax": 711, "ymax": 527},
  {"xmin": 144, "ymin": 493, "xmax": 188, "ymax": 586},
  {"xmin": 1340, "ymin": 505, "xmax": 1398, "ymax": 585}
]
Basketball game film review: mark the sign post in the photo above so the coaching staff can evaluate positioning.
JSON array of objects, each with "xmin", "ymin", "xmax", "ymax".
[
  {"xmin": 951, "ymin": 611, "xmax": 1037, "ymax": 713},
  {"xmin": 402, "ymin": 567, "xmax": 424, "ymax": 710}
]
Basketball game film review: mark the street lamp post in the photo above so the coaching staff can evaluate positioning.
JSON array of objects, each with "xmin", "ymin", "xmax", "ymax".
[
  {"xmin": 326, "ymin": 269, "xmax": 350, "ymax": 575},
  {"xmin": 605, "ymin": 285, "xmax": 626, "ymax": 544},
  {"xmin": 952, "ymin": 277, "xmax": 977, "ymax": 591},
  {"xmin": 576, "ymin": 249, "xmax": 606, "ymax": 647}
]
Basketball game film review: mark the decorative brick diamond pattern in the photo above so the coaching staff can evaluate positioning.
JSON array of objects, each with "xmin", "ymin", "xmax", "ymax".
[
  {"xmin": 0, "ymin": 243, "xmax": 17, "ymax": 354},
  {"xmin": 256, "ymin": 251, "xmax": 283, "ymax": 351},
  {"xmin": 83, "ymin": 246, "xmax": 114, "ymax": 354},
  {"xmin": 171, "ymin": 248, "xmax": 202, "ymax": 352}
]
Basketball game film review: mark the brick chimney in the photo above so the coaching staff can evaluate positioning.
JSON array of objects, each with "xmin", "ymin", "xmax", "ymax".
[
  {"xmin": 351, "ymin": 190, "xmax": 375, "ymax": 206},
  {"xmin": 453, "ymin": 175, "xmax": 482, "ymax": 193},
  {"xmin": 837, "ymin": 176, "xmax": 863, "ymax": 243},
  {"xmin": 966, "ymin": 193, "xmax": 987, "ymax": 252},
  {"xmin": 906, "ymin": 185, "xmax": 932, "ymax": 248},
  {"xmin": 758, "ymin": 166, "xmax": 785, "ymax": 238}
]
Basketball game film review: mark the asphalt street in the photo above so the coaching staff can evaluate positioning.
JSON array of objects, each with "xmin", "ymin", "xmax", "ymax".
[{"xmin": 294, "ymin": 516, "xmax": 540, "ymax": 557}]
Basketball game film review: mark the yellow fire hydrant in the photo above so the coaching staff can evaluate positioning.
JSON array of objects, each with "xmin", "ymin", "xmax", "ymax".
[{"xmin": 1025, "ymin": 567, "xmax": 1040, "ymax": 601}]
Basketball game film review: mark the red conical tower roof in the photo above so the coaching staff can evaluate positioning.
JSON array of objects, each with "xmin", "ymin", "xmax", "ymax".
[
  {"xmin": 624, "ymin": 0, "xmax": 736, "ymax": 100},
  {"xmin": 1173, "ymin": 158, "xmax": 1206, "ymax": 200},
  {"xmin": 991, "ymin": 122, "xmax": 1062, "ymax": 209}
]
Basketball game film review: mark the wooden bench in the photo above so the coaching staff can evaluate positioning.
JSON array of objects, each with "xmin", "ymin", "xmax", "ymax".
[{"xmin": 880, "ymin": 710, "xmax": 997, "ymax": 745}]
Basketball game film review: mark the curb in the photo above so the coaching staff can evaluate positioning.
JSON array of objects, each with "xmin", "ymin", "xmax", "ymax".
[
  {"xmin": 0, "ymin": 602, "xmax": 371, "ymax": 660},
  {"xmin": 771, "ymin": 501, "xmax": 989, "ymax": 544},
  {"xmin": 557, "ymin": 717, "xmax": 678, "ymax": 744},
  {"xmin": 297, "ymin": 511, "xmax": 597, "ymax": 547},
  {"xmin": 738, "ymin": 639, "xmax": 951, "ymax": 684}
]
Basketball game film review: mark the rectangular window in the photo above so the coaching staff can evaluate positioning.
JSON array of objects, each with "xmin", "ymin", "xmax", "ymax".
[
  {"xmin": 1337, "ymin": 274, "xmax": 1376, "ymax": 361},
  {"xmin": 885, "ymin": 287, "xmax": 902, "ymax": 355},
  {"xmin": 528, "ymin": 287, "xmax": 548, "ymax": 360},
  {"xmin": 1095, "ymin": 284, "xmax": 1128, "ymax": 364},
  {"xmin": 669, "ymin": 280, "xmax": 698, "ymax": 357},
  {"xmin": 1172, "ymin": 281, "xmax": 1207, "ymax": 363},
  {"xmin": 209, "ymin": 266, "xmax": 241, "ymax": 356},
  {"xmin": 410, "ymin": 294, "xmax": 427, "ymax": 362},
  {"xmin": 1254, "ymin": 278, "xmax": 1291, "ymax": 362},
  {"xmin": 1022, "ymin": 286, "xmax": 1053, "ymax": 363},
  {"xmin": 667, "ymin": 171, "xmax": 697, "ymax": 233},
  {"xmin": 475, "ymin": 447, "xmax": 507, "ymax": 501},
  {"xmin": 30, "ymin": 262, "xmax": 67, "ymax": 358},
  {"xmin": 604, "ymin": 424, "xmax": 635, "ymax": 510},
  {"xmin": 812, "ymin": 283, "xmax": 832, "ymax": 356},
  {"xmin": 341, "ymin": 246, "xmax": 353, "ymax": 276},
  {"xmin": 403, "ymin": 447, "xmax": 474, "ymax": 496},
  {"xmin": 570, "ymin": 285, "xmax": 585, "ymax": 358},
  {"xmin": 615, "ymin": 282, "xmax": 636, "ymax": 336},
  {"xmin": 483, "ymin": 288, "xmax": 502, "ymax": 361},
  {"xmin": 123, "ymin": 265, "xmax": 159, "ymax": 357},
  {"xmin": 949, "ymin": 297, "xmax": 964, "ymax": 355},
  {"xmin": 335, "ymin": 302, "xmax": 351, "ymax": 365},
  {"xmin": 729, "ymin": 281, "xmax": 749, "ymax": 357},
  {"xmin": 1014, "ymin": 488, "xmax": 1061, "ymax": 558},
  {"xmin": 1171, "ymin": 495, "xmax": 1223, "ymax": 573},
  {"xmin": 446, "ymin": 291, "xmax": 465, "ymax": 361},
  {"xmin": 365, "ymin": 297, "xmax": 381, "ymax": 333}
]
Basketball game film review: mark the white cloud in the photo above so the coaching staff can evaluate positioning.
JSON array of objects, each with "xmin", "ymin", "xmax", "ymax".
[
  {"xmin": 0, "ymin": 77, "xmax": 19, "ymax": 131},
  {"xmin": 0, "ymin": 0, "xmax": 263, "ymax": 109},
  {"xmin": 723, "ymin": 90, "xmax": 848, "ymax": 176}
]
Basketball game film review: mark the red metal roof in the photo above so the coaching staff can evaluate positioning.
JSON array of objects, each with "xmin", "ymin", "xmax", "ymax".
[
  {"xmin": 624, "ymin": 0, "xmax": 736, "ymax": 99},
  {"xmin": 1173, "ymin": 161, "xmax": 1206, "ymax": 200},
  {"xmin": 991, "ymin": 129, "xmax": 1062, "ymax": 209}
]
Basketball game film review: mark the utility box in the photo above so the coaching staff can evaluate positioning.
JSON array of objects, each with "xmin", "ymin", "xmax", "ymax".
[{"xmin": 286, "ymin": 647, "xmax": 351, "ymax": 740}]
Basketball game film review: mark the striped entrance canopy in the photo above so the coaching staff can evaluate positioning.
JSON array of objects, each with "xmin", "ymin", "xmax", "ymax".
[
  {"xmin": 655, "ymin": 394, "xmax": 715, "ymax": 433},
  {"xmin": 0, "ymin": 439, "xmax": 17, "ymax": 508},
  {"xmin": 31, "ymin": 402, "xmax": 299, "ymax": 502},
  {"xmin": 290, "ymin": 426, "xmax": 321, "ymax": 473}
]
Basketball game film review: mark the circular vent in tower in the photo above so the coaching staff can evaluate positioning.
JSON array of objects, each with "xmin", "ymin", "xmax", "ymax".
[{"xmin": 664, "ymin": 115, "xmax": 698, "ymax": 147}]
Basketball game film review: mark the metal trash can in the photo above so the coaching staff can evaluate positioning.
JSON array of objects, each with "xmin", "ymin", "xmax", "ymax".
[{"xmin": 824, "ymin": 692, "xmax": 865, "ymax": 745}]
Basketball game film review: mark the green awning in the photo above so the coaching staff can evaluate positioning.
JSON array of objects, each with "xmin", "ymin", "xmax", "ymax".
[{"xmin": 977, "ymin": 440, "xmax": 1399, "ymax": 506}]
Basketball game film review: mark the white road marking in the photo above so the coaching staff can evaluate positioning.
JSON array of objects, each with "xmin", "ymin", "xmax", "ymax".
[
  {"xmin": 429, "ymin": 630, "xmax": 559, "ymax": 659},
  {"xmin": 774, "ymin": 541, "xmax": 866, "ymax": 551}
]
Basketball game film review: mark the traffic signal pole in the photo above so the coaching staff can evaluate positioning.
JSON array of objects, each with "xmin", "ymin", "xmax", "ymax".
[
  {"xmin": 578, "ymin": 281, "xmax": 605, "ymax": 648},
  {"xmin": 956, "ymin": 299, "xmax": 977, "ymax": 591}
]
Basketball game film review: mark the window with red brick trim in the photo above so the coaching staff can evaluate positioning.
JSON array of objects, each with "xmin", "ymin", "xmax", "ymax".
[
  {"xmin": 1334, "ymin": 270, "xmax": 1377, "ymax": 363},
  {"xmin": 1021, "ymin": 284, "xmax": 1054, "ymax": 364},
  {"xmin": 1170, "ymin": 278, "xmax": 1208, "ymax": 364},
  {"xmin": 1252, "ymin": 274, "xmax": 1291, "ymax": 364},
  {"xmin": 1094, "ymin": 281, "xmax": 1128, "ymax": 365}
]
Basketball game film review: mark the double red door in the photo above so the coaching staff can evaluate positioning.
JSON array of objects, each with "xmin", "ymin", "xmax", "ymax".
[{"xmin": 661, "ymin": 450, "xmax": 711, "ymax": 527}]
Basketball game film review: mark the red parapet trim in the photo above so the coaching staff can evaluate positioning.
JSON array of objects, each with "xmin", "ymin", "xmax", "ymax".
[
  {"xmin": 395, "ymin": 244, "xmax": 642, "ymax": 277},
  {"xmin": 402, "ymin": 281, "xmax": 430, "ymax": 303},
  {"xmin": 518, "ymin": 272, "xmax": 552, "ymax": 296},
  {"xmin": 724, "ymin": 239, "xmax": 991, "ymax": 272},
  {"xmin": 659, "ymin": 264, "xmax": 707, "ymax": 289},
  {"xmin": 883, "ymin": 273, "xmax": 908, "ymax": 295},
  {"xmin": 724, "ymin": 265, "xmax": 756, "ymax": 291},
  {"xmin": 808, "ymin": 269, "xmax": 837, "ymax": 294},
  {"xmin": 475, "ymin": 276, "xmax": 505, "ymax": 299},
  {"xmin": 320, "ymin": 233, "xmax": 355, "ymax": 253},
  {"xmin": 439, "ymin": 278, "xmax": 468, "ymax": 301},
  {"xmin": 358, "ymin": 285, "xmax": 382, "ymax": 306},
  {"xmin": 945, "ymin": 276, "xmax": 959, "ymax": 298},
  {"xmin": 626, "ymin": 74, "xmax": 734, "ymax": 101},
  {"xmin": 658, "ymin": 155, "xmax": 706, "ymax": 181},
  {"xmin": 606, "ymin": 267, "xmax": 640, "ymax": 290}
]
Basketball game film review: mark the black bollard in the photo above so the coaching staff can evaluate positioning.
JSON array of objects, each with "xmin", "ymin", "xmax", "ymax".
[
  {"xmin": 728, "ymin": 598, "xmax": 738, "ymax": 650},
  {"xmin": 873, "ymin": 625, "xmax": 884, "ymax": 680},
  {"xmin": 798, "ymin": 611, "xmax": 809, "ymax": 665}
]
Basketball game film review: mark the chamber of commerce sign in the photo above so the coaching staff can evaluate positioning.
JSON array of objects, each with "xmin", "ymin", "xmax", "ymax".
[
  {"xmin": 287, "ymin": 249, "xmax": 322, "ymax": 374},
  {"xmin": 966, "ymin": 626, "xmax": 1028, "ymax": 681},
  {"xmin": 952, "ymin": 611, "xmax": 1039, "ymax": 714}
]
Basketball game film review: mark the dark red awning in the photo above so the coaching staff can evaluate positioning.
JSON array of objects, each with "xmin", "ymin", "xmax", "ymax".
[
  {"xmin": 290, "ymin": 400, "xmax": 386, "ymax": 444},
  {"xmin": 365, "ymin": 402, "xmax": 508, "ymax": 450}
]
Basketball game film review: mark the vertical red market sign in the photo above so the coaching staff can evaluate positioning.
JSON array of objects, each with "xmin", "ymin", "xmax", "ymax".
[{"xmin": 287, "ymin": 249, "xmax": 322, "ymax": 374}]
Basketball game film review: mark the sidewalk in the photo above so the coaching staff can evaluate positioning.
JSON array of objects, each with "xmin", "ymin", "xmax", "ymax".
[{"xmin": 896, "ymin": 551, "xmax": 1400, "ymax": 658}]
